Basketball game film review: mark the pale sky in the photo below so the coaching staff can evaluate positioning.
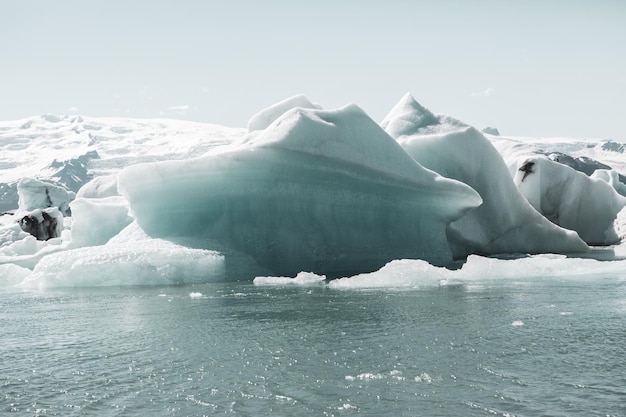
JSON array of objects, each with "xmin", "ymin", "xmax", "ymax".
[{"xmin": 2, "ymin": 0, "xmax": 625, "ymax": 140}]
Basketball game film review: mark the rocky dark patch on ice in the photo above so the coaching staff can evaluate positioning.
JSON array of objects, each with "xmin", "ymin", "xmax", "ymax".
[{"xmin": 18, "ymin": 208, "xmax": 62, "ymax": 241}]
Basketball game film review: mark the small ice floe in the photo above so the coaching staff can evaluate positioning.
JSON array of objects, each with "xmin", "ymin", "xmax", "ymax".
[
  {"xmin": 189, "ymin": 292, "xmax": 203, "ymax": 298},
  {"xmin": 559, "ymin": 311, "xmax": 574, "ymax": 316},
  {"xmin": 253, "ymin": 271, "xmax": 326, "ymax": 285},
  {"xmin": 511, "ymin": 320, "xmax": 525, "ymax": 327},
  {"xmin": 414, "ymin": 373, "xmax": 432, "ymax": 383}
]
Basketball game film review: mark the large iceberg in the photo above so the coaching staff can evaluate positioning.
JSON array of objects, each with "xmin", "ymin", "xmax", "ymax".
[
  {"xmin": 118, "ymin": 102, "xmax": 481, "ymax": 277},
  {"xmin": 381, "ymin": 94, "xmax": 588, "ymax": 257}
]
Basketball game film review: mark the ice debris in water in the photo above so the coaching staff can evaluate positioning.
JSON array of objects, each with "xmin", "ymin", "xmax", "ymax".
[{"xmin": 253, "ymin": 271, "xmax": 326, "ymax": 285}]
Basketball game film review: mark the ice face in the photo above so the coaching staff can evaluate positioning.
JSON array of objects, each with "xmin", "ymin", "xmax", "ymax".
[
  {"xmin": 383, "ymin": 94, "xmax": 589, "ymax": 257},
  {"xmin": 514, "ymin": 156, "xmax": 626, "ymax": 245},
  {"xmin": 17, "ymin": 177, "xmax": 75, "ymax": 216},
  {"xmin": 69, "ymin": 196, "xmax": 132, "ymax": 247},
  {"xmin": 119, "ymin": 104, "xmax": 481, "ymax": 278}
]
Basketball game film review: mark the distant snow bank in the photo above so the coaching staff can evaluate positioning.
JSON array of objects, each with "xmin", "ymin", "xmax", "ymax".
[{"xmin": 1, "ymin": 95, "xmax": 626, "ymax": 287}]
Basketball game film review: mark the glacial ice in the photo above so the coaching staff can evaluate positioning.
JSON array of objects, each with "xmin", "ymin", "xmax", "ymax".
[
  {"xmin": 329, "ymin": 254, "xmax": 626, "ymax": 289},
  {"xmin": 0, "ymin": 263, "xmax": 31, "ymax": 287},
  {"xmin": 514, "ymin": 156, "xmax": 626, "ymax": 245},
  {"xmin": 118, "ymin": 103, "xmax": 481, "ymax": 277},
  {"xmin": 247, "ymin": 94, "xmax": 322, "ymax": 132},
  {"xmin": 69, "ymin": 196, "xmax": 132, "ymax": 247},
  {"xmin": 253, "ymin": 271, "xmax": 326, "ymax": 285},
  {"xmin": 19, "ymin": 226, "xmax": 225, "ymax": 289},
  {"xmin": 2, "ymin": 94, "xmax": 626, "ymax": 288},
  {"xmin": 591, "ymin": 169, "xmax": 626, "ymax": 197},
  {"xmin": 17, "ymin": 177, "xmax": 75, "ymax": 216},
  {"xmin": 382, "ymin": 94, "xmax": 588, "ymax": 257},
  {"xmin": 75, "ymin": 174, "xmax": 120, "ymax": 199}
]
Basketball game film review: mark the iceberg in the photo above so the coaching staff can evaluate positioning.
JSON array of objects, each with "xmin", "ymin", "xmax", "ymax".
[
  {"xmin": 253, "ymin": 271, "xmax": 326, "ymax": 285},
  {"xmin": 118, "ymin": 103, "xmax": 481, "ymax": 278},
  {"xmin": 382, "ymin": 94, "xmax": 588, "ymax": 257},
  {"xmin": 514, "ymin": 156, "xmax": 626, "ymax": 245},
  {"xmin": 17, "ymin": 177, "xmax": 75, "ymax": 216}
]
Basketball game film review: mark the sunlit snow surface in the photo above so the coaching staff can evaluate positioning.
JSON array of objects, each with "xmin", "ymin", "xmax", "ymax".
[{"xmin": 2, "ymin": 95, "xmax": 626, "ymax": 287}]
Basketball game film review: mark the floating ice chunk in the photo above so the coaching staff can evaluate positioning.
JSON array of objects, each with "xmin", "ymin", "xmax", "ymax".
[
  {"xmin": 415, "ymin": 373, "xmax": 432, "ymax": 383},
  {"xmin": 511, "ymin": 320, "xmax": 524, "ymax": 326},
  {"xmin": 514, "ymin": 156, "xmax": 626, "ymax": 245},
  {"xmin": 253, "ymin": 271, "xmax": 326, "ymax": 285},
  {"xmin": 119, "ymin": 103, "xmax": 480, "ymax": 278},
  {"xmin": 330, "ymin": 253, "xmax": 626, "ymax": 289},
  {"xmin": 247, "ymin": 94, "xmax": 321, "ymax": 131},
  {"xmin": 189, "ymin": 292, "xmax": 203, "ymax": 298},
  {"xmin": 69, "ymin": 196, "xmax": 132, "ymax": 247},
  {"xmin": 19, "ymin": 237, "xmax": 225, "ymax": 288},
  {"xmin": 329, "ymin": 259, "xmax": 455, "ymax": 289},
  {"xmin": 382, "ymin": 95, "xmax": 588, "ymax": 257},
  {"xmin": 17, "ymin": 177, "xmax": 75, "ymax": 216}
]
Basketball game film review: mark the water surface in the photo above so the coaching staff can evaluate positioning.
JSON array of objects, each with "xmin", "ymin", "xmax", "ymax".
[{"xmin": 2, "ymin": 276, "xmax": 625, "ymax": 416}]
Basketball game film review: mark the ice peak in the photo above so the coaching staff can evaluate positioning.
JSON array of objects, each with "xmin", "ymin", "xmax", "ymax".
[
  {"xmin": 247, "ymin": 94, "xmax": 322, "ymax": 132},
  {"xmin": 381, "ymin": 93, "xmax": 439, "ymax": 138}
]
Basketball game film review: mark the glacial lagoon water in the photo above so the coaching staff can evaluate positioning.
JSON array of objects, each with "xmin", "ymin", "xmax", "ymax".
[{"xmin": 2, "ymin": 275, "xmax": 625, "ymax": 416}]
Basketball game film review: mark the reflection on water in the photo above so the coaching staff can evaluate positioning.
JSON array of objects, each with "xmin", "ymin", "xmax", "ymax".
[{"xmin": 1, "ymin": 278, "xmax": 625, "ymax": 416}]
